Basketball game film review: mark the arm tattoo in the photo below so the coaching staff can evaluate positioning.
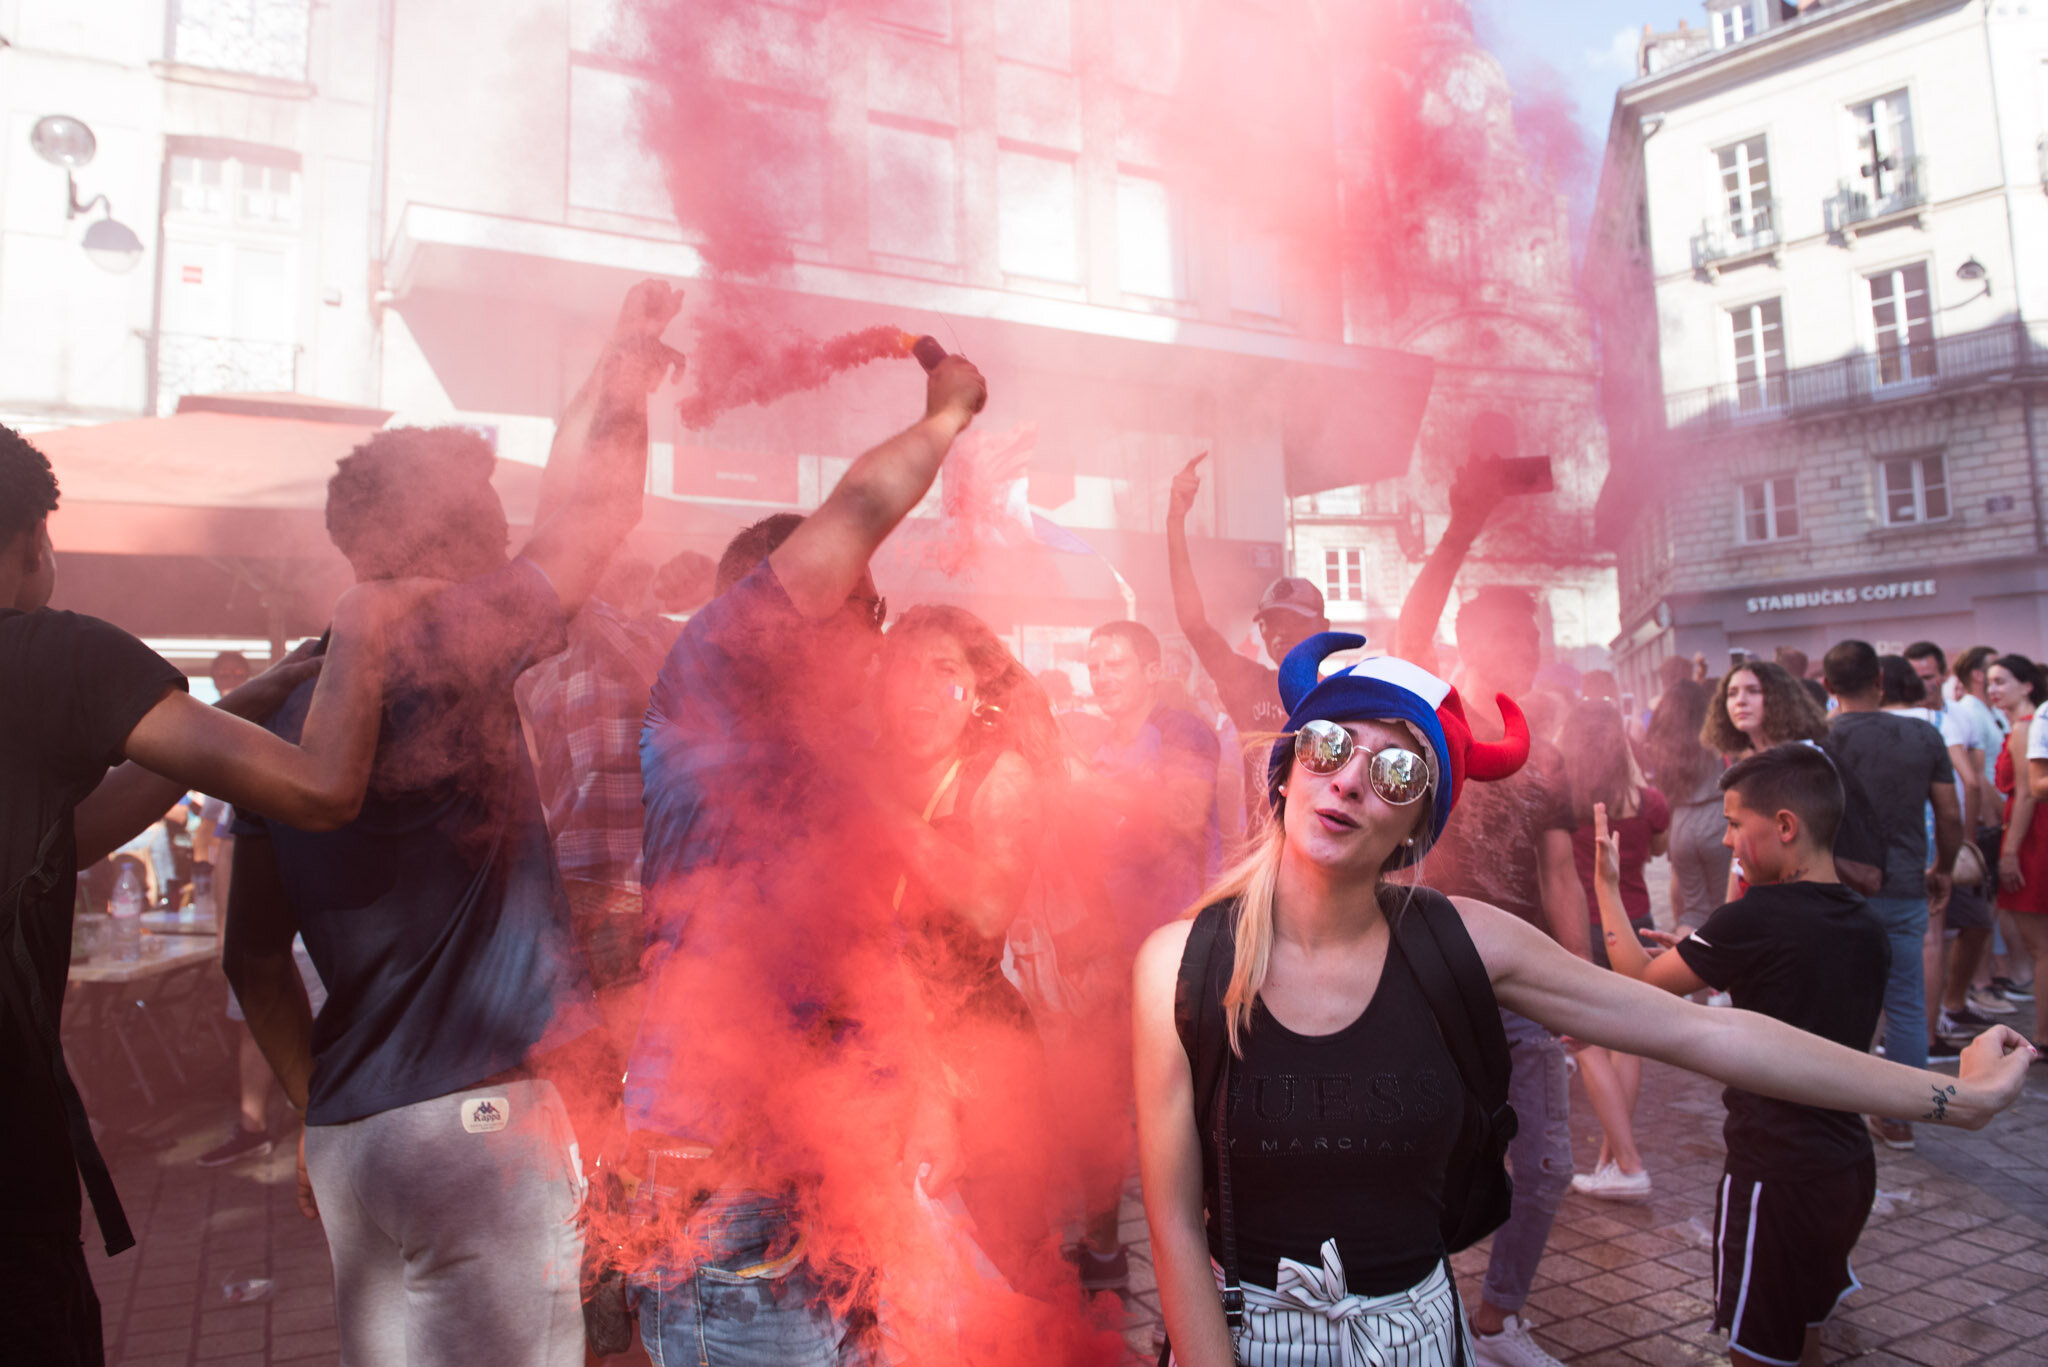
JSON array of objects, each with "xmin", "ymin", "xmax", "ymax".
[{"xmin": 1921, "ymin": 1082, "xmax": 1958, "ymax": 1123}]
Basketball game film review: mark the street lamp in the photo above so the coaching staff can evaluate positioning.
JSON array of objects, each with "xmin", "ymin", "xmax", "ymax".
[{"xmin": 29, "ymin": 114, "xmax": 144, "ymax": 274}]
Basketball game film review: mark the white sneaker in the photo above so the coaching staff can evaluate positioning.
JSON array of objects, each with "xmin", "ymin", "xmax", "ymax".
[
  {"xmin": 1570, "ymin": 1160, "xmax": 1652, "ymax": 1201},
  {"xmin": 1471, "ymin": 1314, "xmax": 1566, "ymax": 1367},
  {"xmin": 1707, "ymin": 990, "xmax": 1733, "ymax": 1008}
]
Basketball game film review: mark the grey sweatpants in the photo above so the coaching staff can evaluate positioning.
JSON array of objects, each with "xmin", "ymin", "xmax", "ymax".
[{"xmin": 304, "ymin": 1078, "xmax": 587, "ymax": 1367}]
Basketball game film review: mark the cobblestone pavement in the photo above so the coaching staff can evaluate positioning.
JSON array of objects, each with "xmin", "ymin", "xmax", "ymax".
[{"xmin": 91, "ymin": 1048, "xmax": 2048, "ymax": 1367}]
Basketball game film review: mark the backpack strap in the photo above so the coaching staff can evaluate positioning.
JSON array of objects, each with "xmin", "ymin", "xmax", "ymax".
[
  {"xmin": 1385, "ymin": 885, "xmax": 1514, "ymax": 1135},
  {"xmin": 0, "ymin": 822, "xmax": 134, "ymax": 1256},
  {"xmin": 1173, "ymin": 900, "xmax": 1244, "ymax": 1333}
]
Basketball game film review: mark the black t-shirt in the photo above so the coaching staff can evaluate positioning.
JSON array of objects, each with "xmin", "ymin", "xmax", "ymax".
[
  {"xmin": 1676, "ymin": 881, "xmax": 1889, "ymax": 1180},
  {"xmin": 239, "ymin": 560, "xmax": 597, "ymax": 1125},
  {"xmin": 0, "ymin": 609, "xmax": 185, "ymax": 1236},
  {"xmin": 1420, "ymin": 736, "xmax": 1574, "ymax": 935},
  {"xmin": 1209, "ymin": 653, "xmax": 1287, "ymax": 736},
  {"xmin": 1829, "ymin": 711, "xmax": 1955, "ymax": 898}
]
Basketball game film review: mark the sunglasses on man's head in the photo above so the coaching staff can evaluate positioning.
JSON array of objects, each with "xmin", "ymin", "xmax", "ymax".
[{"xmin": 1292, "ymin": 719, "xmax": 1431, "ymax": 806}]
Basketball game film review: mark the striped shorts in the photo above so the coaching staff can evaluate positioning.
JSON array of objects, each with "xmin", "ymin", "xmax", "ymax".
[{"xmin": 1171, "ymin": 1241, "xmax": 1473, "ymax": 1367}]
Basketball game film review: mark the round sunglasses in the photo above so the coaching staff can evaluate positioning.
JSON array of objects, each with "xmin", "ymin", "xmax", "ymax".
[{"xmin": 1292, "ymin": 719, "xmax": 1432, "ymax": 807}]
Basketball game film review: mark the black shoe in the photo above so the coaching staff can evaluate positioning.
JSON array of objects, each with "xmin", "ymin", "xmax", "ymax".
[
  {"xmin": 197, "ymin": 1127, "xmax": 273, "ymax": 1167},
  {"xmin": 1995, "ymin": 977, "xmax": 2036, "ymax": 1001},
  {"xmin": 1945, "ymin": 1006, "xmax": 1998, "ymax": 1029},
  {"xmin": 1927, "ymin": 1040, "xmax": 1964, "ymax": 1064}
]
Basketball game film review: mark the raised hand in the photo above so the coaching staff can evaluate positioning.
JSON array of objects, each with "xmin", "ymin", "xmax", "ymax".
[
  {"xmin": 1592, "ymin": 802, "xmax": 1621, "ymax": 894},
  {"xmin": 925, "ymin": 353, "xmax": 987, "ymax": 428},
  {"xmin": 1448, "ymin": 454, "xmax": 1508, "ymax": 532},
  {"xmin": 606, "ymin": 279, "xmax": 687, "ymax": 392},
  {"xmin": 1168, "ymin": 451, "xmax": 1208, "ymax": 523}
]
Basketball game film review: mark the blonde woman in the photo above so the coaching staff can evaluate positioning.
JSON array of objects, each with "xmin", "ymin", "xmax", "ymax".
[{"xmin": 1134, "ymin": 634, "xmax": 2033, "ymax": 1367}]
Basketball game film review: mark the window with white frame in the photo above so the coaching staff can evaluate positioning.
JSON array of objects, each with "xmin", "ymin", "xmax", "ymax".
[
  {"xmin": 1868, "ymin": 262, "xmax": 1936, "ymax": 386},
  {"xmin": 1715, "ymin": 136, "xmax": 1772, "ymax": 240},
  {"xmin": 170, "ymin": 0, "xmax": 311, "ymax": 82},
  {"xmin": 1117, "ymin": 174, "xmax": 1185, "ymax": 299},
  {"xmin": 1879, "ymin": 453, "xmax": 1949, "ymax": 526},
  {"xmin": 1727, "ymin": 299, "xmax": 1786, "ymax": 412},
  {"xmin": 1711, "ymin": 2, "xmax": 1757, "ymax": 48},
  {"xmin": 1323, "ymin": 548, "xmax": 1365, "ymax": 603},
  {"xmin": 997, "ymin": 149, "xmax": 1080, "ymax": 280},
  {"xmin": 1851, "ymin": 91, "xmax": 1917, "ymax": 203},
  {"xmin": 1739, "ymin": 476, "xmax": 1799, "ymax": 543},
  {"xmin": 167, "ymin": 152, "xmax": 299, "ymax": 228}
]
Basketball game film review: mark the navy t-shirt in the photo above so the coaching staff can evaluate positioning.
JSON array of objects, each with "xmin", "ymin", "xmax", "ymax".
[
  {"xmin": 1, "ymin": 610, "xmax": 184, "ymax": 1236},
  {"xmin": 629, "ymin": 561, "xmax": 889, "ymax": 1145},
  {"xmin": 1676, "ymin": 881, "xmax": 1889, "ymax": 1180},
  {"xmin": 240, "ymin": 559, "xmax": 596, "ymax": 1126}
]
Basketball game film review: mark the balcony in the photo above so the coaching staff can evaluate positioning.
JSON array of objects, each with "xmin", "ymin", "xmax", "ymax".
[
  {"xmin": 152, "ymin": 334, "xmax": 301, "ymax": 416},
  {"xmin": 1690, "ymin": 203, "xmax": 1780, "ymax": 278},
  {"xmin": 1663, "ymin": 319, "xmax": 2048, "ymax": 432},
  {"xmin": 1823, "ymin": 155, "xmax": 1929, "ymax": 239}
]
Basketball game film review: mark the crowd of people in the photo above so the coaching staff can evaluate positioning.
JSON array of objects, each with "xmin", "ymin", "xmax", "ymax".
[{"xmin": 2, "ymin": 279, "xmax": 2040, "ymax": 1367}]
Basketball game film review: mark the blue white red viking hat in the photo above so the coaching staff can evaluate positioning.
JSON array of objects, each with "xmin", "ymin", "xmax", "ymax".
[{"xmin": 1270, "ymin": 632, "xmax": 1531, "ymax": 866}]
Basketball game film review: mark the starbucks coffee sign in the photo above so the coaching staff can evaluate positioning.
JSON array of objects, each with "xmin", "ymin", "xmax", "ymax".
[{"xmin": 1744, "ymin": 578, "xmax": 1938, "ymax": 615}]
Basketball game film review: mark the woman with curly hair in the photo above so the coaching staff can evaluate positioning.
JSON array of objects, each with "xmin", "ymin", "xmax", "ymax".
[{"xmin": 1704, "ymin": 658, "xmax": 1883, "ymax": 897}]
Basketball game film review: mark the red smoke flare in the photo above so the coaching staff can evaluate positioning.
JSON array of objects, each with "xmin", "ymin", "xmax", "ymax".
[{"xmin": 677, "ymin": 323, "xmax": 917, "ymax": 430}]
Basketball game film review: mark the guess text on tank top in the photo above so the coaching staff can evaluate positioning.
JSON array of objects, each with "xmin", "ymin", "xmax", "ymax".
[{"xmin": 1229, "ymin": 1068, "xmax": 1452, "ymax": 1157}]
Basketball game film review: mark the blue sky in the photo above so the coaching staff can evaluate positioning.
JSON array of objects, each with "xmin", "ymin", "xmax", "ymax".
[{"xmin": 1475, "ymin": 0, "xmax": 1697, "ymax": 159}]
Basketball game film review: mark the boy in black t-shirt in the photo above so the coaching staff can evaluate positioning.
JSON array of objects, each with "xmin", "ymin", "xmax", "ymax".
[{"xmin": 1590, "ymin": 743, "xmax": 2012, "ymax": 1366}]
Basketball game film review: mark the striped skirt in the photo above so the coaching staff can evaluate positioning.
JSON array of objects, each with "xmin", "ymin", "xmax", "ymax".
[{"xmin": 1172, "ymin": 1241, "xmax": 1472, "ymax": 1367}]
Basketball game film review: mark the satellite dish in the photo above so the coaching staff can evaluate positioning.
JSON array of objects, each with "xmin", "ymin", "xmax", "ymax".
[{"xmin": 30, "ymin": 114, "xmax": 98, "ymax": 169}]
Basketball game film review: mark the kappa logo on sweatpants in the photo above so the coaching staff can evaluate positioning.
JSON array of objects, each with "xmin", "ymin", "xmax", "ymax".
[{"xmin": 460, "ymin": 1096, "xmax": 510, "ymax": 1134}]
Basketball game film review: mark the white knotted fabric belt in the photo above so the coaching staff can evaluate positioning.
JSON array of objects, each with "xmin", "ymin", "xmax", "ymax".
[{"xmin": 1179, "ymin": 1240, "xmax": 1470, "ymax": 1367}]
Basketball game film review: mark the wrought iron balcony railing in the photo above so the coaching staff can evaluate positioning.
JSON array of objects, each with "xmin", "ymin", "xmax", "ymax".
[
  {"xmin": 153, "ymin": 333, "xmax": 301, "ymax": 416},
  {"xmin": 1690, "ymin": 202, "xmax": 1780, "ymax": 273},
  {"xmin": 1823, "ymin": 154, "xmax": 1929, "ymax": 235},
  {"xmin": 1663, "ymin": 320, "xmax": 2048, "ymax": 433}
]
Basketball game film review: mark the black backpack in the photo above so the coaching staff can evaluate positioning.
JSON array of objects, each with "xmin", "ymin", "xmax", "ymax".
[{"xmin": 1170, "ymin": 885, "xmax": 1516, "ymax": 1339}]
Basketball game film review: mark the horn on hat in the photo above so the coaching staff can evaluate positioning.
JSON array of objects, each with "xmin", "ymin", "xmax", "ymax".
[
  {"xmin": 1464, "ymin": 693, "xmax": 1531, "ymax": 781},
  {"xmin": 1278, "ymin": 631, "xmax": 1368, "ymax": 714}
]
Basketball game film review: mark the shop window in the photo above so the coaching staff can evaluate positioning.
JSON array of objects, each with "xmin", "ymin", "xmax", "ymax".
[
  {"xmin": 1323, "ymin": 548, "xmax": 1365, "ymax": 603},
  {"xmin": 1738, "ymin": 476, "xmax": 1798, "ymax": 543},
  {"xmin": 1879, "ymin": 453, "xmax": 1949, "ymax": 527}
]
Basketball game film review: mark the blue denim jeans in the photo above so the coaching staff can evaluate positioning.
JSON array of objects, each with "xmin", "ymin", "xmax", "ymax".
[
  {"xmin": 1481, "ymin": 1010, "xmax": 1574, "ymax": 1313},
  {"xmin": 1866, "ymin": 896, "xmax": 1929, "ymax": 1074},
  {"xmin": 627, "ymin": 1188, "xmax": 876, "ymax": 1367}
]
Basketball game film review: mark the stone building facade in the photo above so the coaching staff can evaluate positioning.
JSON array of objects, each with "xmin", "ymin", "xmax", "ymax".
[{"xmin": 1590, "ymin": 0, "xmax": 2048, "ymax": 698}]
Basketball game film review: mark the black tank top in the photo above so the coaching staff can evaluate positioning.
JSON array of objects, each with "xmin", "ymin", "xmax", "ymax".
[{"xmin": 1202, "ymin": 943, "xmax": 1464, "ymax": 1294}]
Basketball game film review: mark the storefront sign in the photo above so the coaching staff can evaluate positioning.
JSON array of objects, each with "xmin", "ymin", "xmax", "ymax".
[{"xmin": 1744, "ymin": 578, "xmax": 1938, "ymax": 614}]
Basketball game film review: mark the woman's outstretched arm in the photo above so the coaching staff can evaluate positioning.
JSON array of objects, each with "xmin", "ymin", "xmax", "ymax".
[
  {"xmin": 1133, "ymin": 918, "xmax": 1235, "ymax": 1367},
  {"xmin": 1460, "ymin": 896, "xmax": 2035, "ymax": 1129}
]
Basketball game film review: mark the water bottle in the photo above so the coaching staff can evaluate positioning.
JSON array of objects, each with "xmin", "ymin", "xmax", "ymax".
[{"xmin": 110, "ymin": 864, "xmax": 144, "ymax": 964}]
